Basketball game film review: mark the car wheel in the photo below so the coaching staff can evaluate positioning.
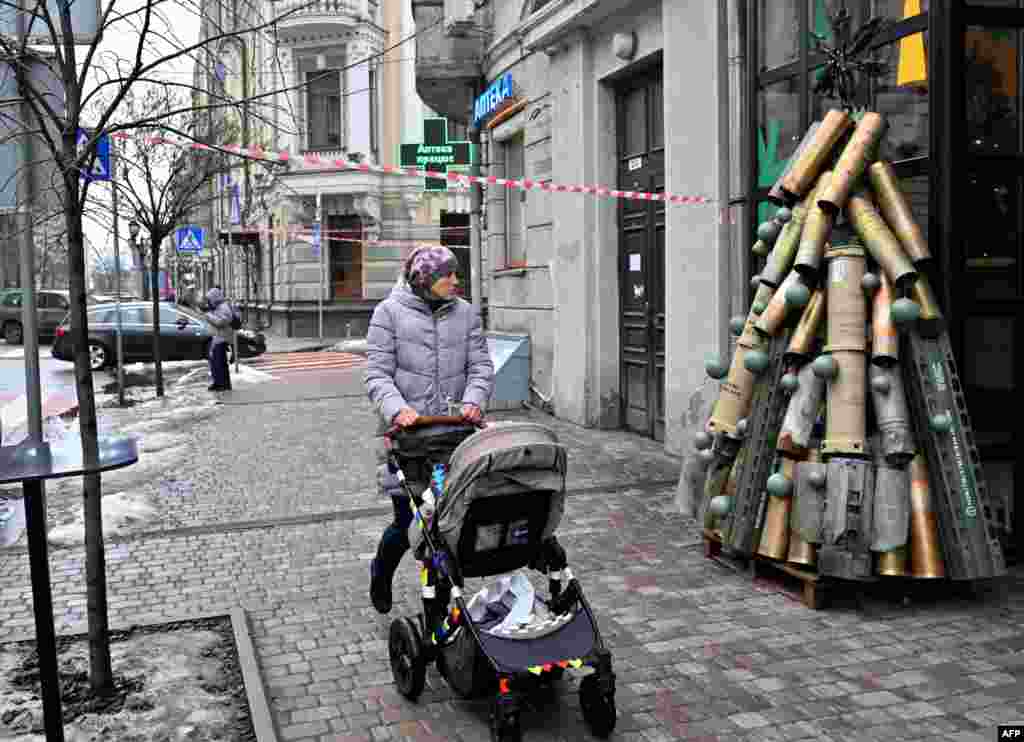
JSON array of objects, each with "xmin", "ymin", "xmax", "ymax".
[
  {"xmin": 4, "ymin": 321, "xmax": 23, "ymax": 345},
  {"xmin": 88, "ymin": 342, "xmax": 109, "ymax": 371}
]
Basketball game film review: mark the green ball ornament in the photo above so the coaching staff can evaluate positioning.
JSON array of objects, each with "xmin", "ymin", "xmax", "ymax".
[
  {"xmin": 757, "ymin": 220, "xmax": 781, "ymax": 242},
  {"xmin": 750, "ymin": 274, "xmax": 762, "ymax": 291},
  {"xmin": 808, "ymin": 469, "xmax": 827, "ymax": 488},
  {"xmin": 780, "ymin": 372, "xmax": 800, "ymax": 393},
  {"xmin": 784, "ymin": 281, "xmax": 811, "ymax": 308},
  {"xmin": 708, "ymin": 495, "xmax": 733, "ymax": 516},
  {"xmin": 812, "ymin": 354, "xmax": 838, "ymax": 379},
  {"xmin": 694, "ymin": 431, "xmax": 713, "ymax": 451},
  {"xmin": 861, "ymin": 272, "xmax": 881, "ymax": 293},
  {"xmin": 775, "ymin": 206, "xmax": 793, "ymax": 224},
  {"xmin": 870, "ymin": 372, "xmax": 891, "ymax": 395},
  {"xmin": 752, "ymin": 240, "xmax": 770, "ymax": 257},
  {"xmin": 767, "ymin": 472, "xmax": 794, "ymax": 497},
  {"xmin": 729, "ymin": 315, "xmax": 746, "ymax": 337},
  {"xmin": 930, "ymin": 412, "xmax": 953, "ymax": 433},
  {"xmin": 890, "ymin": 298, "xmax": 922, "ymax": 326},
  {"xmin": 705, "ymin": 356, "xmax": 728, "ymax": 380},
  {"xmin": 751, "ymin": 301, "xmax": 767, "ymax": 316},
  {"xmin": 744, "ymin": 349, "xmax": 770, "ymax": 375}
]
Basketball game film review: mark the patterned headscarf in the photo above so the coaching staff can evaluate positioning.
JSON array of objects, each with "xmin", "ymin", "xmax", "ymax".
[{"xmin": 405, "ymin": 246, "xmax": 459, "ymax": 300}]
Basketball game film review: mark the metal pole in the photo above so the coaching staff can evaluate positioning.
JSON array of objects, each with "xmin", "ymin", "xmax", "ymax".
[
  {"xmin": 316, "ymin": 192, "xmax": 323, "ymax": 342},
  {"xmin": 111, "ymin": 152, "xmax": 125, "ymax": 406},
  {"xmin": 469, "ymin": 86, "xmax": 483, "ymax": 312}
]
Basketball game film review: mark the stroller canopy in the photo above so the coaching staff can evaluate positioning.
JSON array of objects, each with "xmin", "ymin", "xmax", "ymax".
[{"xmin": 435, "ymin": 422, "xmax": 568, "ymax": 556}]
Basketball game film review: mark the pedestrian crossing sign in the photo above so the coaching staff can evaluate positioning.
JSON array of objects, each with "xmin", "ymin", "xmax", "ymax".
[
  {"xmin": 77, "ymin": 128, "xmax": 111, "ymax": 182},
  {"xmin": 175, "ymin": 226, "xmax": 205, "ymax": 255}
]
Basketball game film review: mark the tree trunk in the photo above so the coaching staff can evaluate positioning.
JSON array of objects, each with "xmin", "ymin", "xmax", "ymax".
[
  {"xmin": 150, "ymin": 239, "xmax": 165, "ymax": 397},
  {"xmin": 64, "ymin": 157, "xmax": 113, "ymax": 695}
]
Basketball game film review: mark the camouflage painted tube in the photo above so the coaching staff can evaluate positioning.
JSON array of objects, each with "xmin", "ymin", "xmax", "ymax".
[
  {"xmin": 825, "ymin": 243, "xmax": 868, "ymax": 351},
  {"xmin": 872, "ymin": 463, "xmax": 911, "ymax": 552},
  {"xmin": 911, "ymin": 274, "xmax": 945, "ymax": 338},
  {"xmin": 823, "ymin": 349, "xmax": 868, "ymax": 457},
  {"xmin": 869, "ymin": 364, "xmax": 916, "ymax": 467},
  {"xmin": 818, "ymin": 112, "xmax": 888, "ymax": 214},
  {"xmin": 872, "ymin": 271, "xmax": 899, "ymax": 363},
  {"xmin": 778, "ymin": 362, "xmax": 826, "ymax": 458},
  {"xmin": 769, "ymin": 122, "xmax": 822, "ymax": 204},
  {"xmin": 787, "ymin": 289, "xmax": 826, "ymax": 360},
  {"xmin": 909, "ymin": 454, "xmax": 946, "ymax": 579},
  {"xmin": 868, "ymin": 161, "xmax": 932, "ymax": 263},
  {"xmin": 760, "ymin": 201, "xmax": 808, "ymax": 287},
  {"xmin": 846, "ymin": 192, "xmax": 918, "ymax": 287},
  {"xmin": 794, "ymin": 172, "xmax": 836, "ymax": 280},
  {"xmin": 781, "ymin": 110, "xmax": 853, "ymax": 200},
  {"xmin": 756, "ymin": 270, "xmax": 804, "ymax": 337}
]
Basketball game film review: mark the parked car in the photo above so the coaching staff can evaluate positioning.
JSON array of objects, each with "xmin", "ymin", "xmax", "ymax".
[
  {"xmin": 90, "ymin": 293, "xmax": 142, "ymax": 304},
  {"xmin": 0, "ymin": 289, "xmax": 79, "ymax": 344},
  {"xmin": 51, "ymin": 301, "xmax": 267, "ymax": 371}
]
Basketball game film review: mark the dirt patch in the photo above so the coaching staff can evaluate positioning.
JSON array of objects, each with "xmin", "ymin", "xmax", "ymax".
[{"xmin": 0, "ymin": 617, "xmax": 256, "ymax": 742}]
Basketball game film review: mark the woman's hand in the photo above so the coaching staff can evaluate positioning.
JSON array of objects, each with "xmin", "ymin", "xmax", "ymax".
[
  {"xmin": 461, "ymin": 403, "xmax": 482, "ymax": 423},
  {"xmin": 394, "ymin": 407, "xmax": 419, "ymax": 428}
]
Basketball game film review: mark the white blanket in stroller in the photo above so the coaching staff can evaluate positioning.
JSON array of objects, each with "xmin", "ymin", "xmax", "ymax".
[{"xmin": 466, "ymin": 572, "xmax": 573, "ymax": 639}]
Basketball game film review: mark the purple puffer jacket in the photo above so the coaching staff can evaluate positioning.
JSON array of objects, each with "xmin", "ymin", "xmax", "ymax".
[{"xmin": 365, "ymin": 282, "xmax": 494, "ymax": 428}]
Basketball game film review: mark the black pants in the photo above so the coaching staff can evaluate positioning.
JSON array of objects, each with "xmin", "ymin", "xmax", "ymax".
[
  {"xmin": 376, "ymin": 494, "xmax": 415, "ymax": 581},
  {"xmin": 209, "ymin": 342, "xmax": 231, "ymax": 389}
]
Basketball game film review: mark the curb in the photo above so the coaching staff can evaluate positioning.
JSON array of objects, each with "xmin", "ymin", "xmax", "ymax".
[{"xmin": 230, "ymin": 606, "xmax": 279, "ymax": 742}]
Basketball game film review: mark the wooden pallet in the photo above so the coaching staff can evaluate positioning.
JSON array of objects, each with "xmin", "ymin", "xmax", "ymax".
[{"xmin": 702, "ymin": 529, "xmax": 830, "ymax": 610}]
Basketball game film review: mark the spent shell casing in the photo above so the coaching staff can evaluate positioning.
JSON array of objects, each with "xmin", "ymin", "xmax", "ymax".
[
  {"xmin": 846, "ymin": 191, "xmax": 918, "ymax": 287},
  {"xmin": 781, "ymin": 110, "xmax": 853, "ymax": 199},
  {"xmin": 868, "ymin": 161, "xmax": 931, "ymax": 263},
  {"xmin": 819, "ymin": 112, "xmax": 888, "ymax": 214}
]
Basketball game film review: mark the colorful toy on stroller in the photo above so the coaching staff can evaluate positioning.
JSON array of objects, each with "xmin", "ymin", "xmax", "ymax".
[{"xmin": 382, "ymin": 416, "xmax": 616, "ymax": 741}]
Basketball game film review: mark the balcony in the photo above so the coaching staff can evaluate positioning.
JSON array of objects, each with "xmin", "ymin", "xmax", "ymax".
[
  {"xmin": 273, "ymin": 0, "xmax": 378, "ymax": 40},
  {"xmin": 411, "ymin": 0, "xmax": 487, "ymax": 123}
]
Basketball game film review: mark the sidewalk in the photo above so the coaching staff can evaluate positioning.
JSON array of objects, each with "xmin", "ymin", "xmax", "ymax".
[
  {"xmin": 261, "ymin": 331, "xmax": 346, "ymax": 355},
  {"xmin": 1, "ymin": 382, "xmax": 1023, "ymax": 742}
]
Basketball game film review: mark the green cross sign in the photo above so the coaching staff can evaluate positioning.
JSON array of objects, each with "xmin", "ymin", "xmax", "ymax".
[{"xmin": 399, "ymin": 118, "xmax": 474, "ymax": 192}]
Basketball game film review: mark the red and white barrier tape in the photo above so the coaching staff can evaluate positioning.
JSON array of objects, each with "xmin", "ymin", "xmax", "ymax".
[{"xmin": 112, "ymin": 132, "xmax": 713, "ymax": 205}]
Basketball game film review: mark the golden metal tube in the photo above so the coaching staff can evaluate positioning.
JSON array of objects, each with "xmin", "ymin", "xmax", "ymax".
[
  {"xmin": 825, "ymin": 244, "xmax": 868, "ymax": 352},
  {"xmin": 823, "ymin": 349, "xmax": 868, "ymax": 457},
  {"xmin": 756, "ymin": 270, "xmax": 803, "ymax": 337},
  {"xmin": 787, "ymin": 289, "xmax": 825, "ymax": 360},
  {"xmin": 846, "ymin": 192, "xmax": 918, "ymax": 287},
  {"xmin": 877, "ymin": 546, "xmax": 909, "ymax": 577},
  {"xmin": 770, "ymin": 122, "xmax": 821, "ymax": 204},
  {"xmin": 872, "ymin": 271, "xmax": 899, "ymax": 363},
  {"xmin": 781, "ymin": 110, "xmax": 853, "ymax": 199},
  {"xmin": 868, "ymin": 161, "xmax": 931, "ymax": 263},
  {"xmin": 762, "ymin": 191, "xmax": 815, "ymax": 287},
  {"xmin": 709, "ymin": 339, "xmax": 767, "ymax": 436},
  {"xmin": 794, "ymin": 172, "xmax": 836, "ymax": 280},
  {"xmin": 909, "ymin": 454, "xmax": 945, "ymax": 579},
  {"xmin": 819, "ymin": 112, "xmax": 888, "ymax": 214},
  {"xmin": 910, "ymin": 274, "xmax": 945, "ymax": 338},
  {"xmin": 757, "ymin": 457, "xmax": 795, "ymax": 560}
]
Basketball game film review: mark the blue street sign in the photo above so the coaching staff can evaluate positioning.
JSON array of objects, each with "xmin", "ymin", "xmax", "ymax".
[
  {"xmin": 311, "ymin": 223, "xmax": 321, "ymax": 258},
  {"xmin": 175, "ymin": 226, "xmax": 204, "ymax": 255},
  {"xmin": 77, "ymin": 128, "xmax": 110, "ymax": 182}
]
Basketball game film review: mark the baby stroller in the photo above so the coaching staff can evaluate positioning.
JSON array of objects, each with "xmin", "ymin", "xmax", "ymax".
[{"xmin": 382, "ymin": 416, "xmax": 616, "ymax": 741}]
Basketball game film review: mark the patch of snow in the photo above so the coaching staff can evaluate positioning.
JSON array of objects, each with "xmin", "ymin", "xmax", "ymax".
[
  {"xmin": 131, "ymin": 431, "xmax": 187, "ymax": 454},
  {"xmin": 330, "ymin": 338, "xmax": 368, "ymax": 355},
  {"xmin": 0, "ymin": 497, "xmax": 25, "ymax": 547},
  {"xmin": 229, "ymin": 363, "xmax": 275, "ymax": 384},
  {"xmin": 47, "ymin": 491, "xmax": 157, "ymax": 547}
]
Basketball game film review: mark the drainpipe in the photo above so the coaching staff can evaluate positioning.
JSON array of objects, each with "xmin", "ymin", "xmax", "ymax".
[
  {"xmin": 469, "ymin": 81, "xmax": 483, "ymax": 313},
  {"xmin": 717, "ymin": 0, "xmax": 733, "ymax": 351}
]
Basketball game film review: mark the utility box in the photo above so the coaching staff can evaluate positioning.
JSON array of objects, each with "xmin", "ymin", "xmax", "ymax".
[{"xmin": 485, "ymin": 332, "xmax": 530, "ymax": 403}]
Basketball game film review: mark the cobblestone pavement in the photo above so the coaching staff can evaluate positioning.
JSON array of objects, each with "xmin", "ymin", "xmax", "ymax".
[{"xmin": 2, "ymin": 380, "xmax": 1024, "ymax": 742}]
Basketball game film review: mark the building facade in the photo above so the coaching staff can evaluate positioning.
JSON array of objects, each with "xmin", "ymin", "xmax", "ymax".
[
  {"xmin": 413, "ymin": 0, "xmax": 1021, "ymax": 560},
  {"xmin": 193, "ymin": 0, "xmax": 478, "ymax": 337}
]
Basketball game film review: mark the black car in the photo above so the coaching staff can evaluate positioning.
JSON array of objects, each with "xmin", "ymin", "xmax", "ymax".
[{"xmin": 52, "ymin": 301, "xmax": 266, "ymax": 371}]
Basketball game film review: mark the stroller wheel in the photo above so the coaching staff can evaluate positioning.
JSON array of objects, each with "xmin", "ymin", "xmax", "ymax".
[
  {"xmin": 490, "ymin": 700, "xmax": 522, "ymax": 742},
  {"xmin": 389, "ymin": 617, "xmax": 427, "ymax": 701},
  {"xmin": 579, "ymin": 674, "xmax": 617, "ymax": 739}
]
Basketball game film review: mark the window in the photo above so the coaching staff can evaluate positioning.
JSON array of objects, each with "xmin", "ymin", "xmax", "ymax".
[
  {"xmin": 306, "ymin": 69, "xmax": 342, "ymax": 150},
  {"xmin": 40, "ymin": 293, "xmax": 68, "ymax": 310},
  {"xmin": 504, "ymin": 134, "xmax": 526, "ymax": 267},
  {"xmin": 2, "ymin": 291, "xmax": 21, "ymax": 307}
]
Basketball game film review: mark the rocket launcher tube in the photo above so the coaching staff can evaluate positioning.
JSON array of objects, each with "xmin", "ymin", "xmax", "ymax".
[
  {"xmin": 818, "ymin": 113, "xmax": 888, "ymax": 214},
  {"xmin": 868, "ymin": 160, "xmax": 932, "ymax": 263},
  {"xmin": 846, "ymin": 191, "xmax": 918, "ymax": 288},
  {"xmin": 825, "ymin": 244, "xmax": 868, "ymax": 352},
  {"xmin": 822, "ymin": 349, "xmax": 868, "ymax": 457},
  {"xmin": 781, "ymin": 110, "xmax": 853, "ymax": 199}
]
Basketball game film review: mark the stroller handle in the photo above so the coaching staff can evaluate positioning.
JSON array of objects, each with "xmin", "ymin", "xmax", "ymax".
[{"xmin": 382, "ymin": 415, "xmax": 485, "ymax": 440}]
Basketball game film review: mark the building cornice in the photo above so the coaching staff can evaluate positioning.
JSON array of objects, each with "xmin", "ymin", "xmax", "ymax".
[{"xmin": 486, "ymin": 0, "xmax": 637, "ymax": 62}]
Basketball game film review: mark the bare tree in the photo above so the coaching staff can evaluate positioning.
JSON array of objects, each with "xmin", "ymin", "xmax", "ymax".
[{"xmin": 0, "ymin": 0, "xmax": 298, "ymax": 695}]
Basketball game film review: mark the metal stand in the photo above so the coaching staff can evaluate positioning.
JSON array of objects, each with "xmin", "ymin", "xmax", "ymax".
[{"xmin": 23, "ymin": 481, "xmax": 64, "ymax": 741}]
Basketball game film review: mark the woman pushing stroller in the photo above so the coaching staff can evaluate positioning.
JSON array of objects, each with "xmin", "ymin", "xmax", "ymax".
[{"xmin": 364, "ymin": 245, "xmax": 495, "ymax": 615}]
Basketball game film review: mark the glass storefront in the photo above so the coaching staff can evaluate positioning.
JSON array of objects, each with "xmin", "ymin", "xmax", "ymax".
[{"xmin": 748, "ymin": 0, "xmax": 1022, "ymax": 562}]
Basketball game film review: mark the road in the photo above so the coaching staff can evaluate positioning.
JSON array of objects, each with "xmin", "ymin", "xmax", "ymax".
[{"xmin": 0, "ymin": 341, "xmax": 79, "ymax": 435}]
